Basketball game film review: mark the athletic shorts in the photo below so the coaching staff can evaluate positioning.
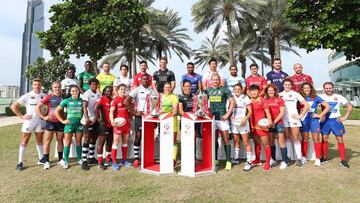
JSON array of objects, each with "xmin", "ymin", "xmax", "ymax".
[
  {"xmin": 83, "ymin": 122, "xmax": 99, "ymax": 133},
  {"xmin": 283, "ymin": 116, "xmax": 302, "ymax": 128},
  {"xmin": 114, "ymin": 121, "xmax": 130, "ymax": 135},
  {"xmin": 251, "ymin": 128, "xmax": 269, "ymax": 136},
  {"xmin": 99, "ymin": 125, "xmax": 113, "ymax": 137},
  {"xmin": 269, "ymin": 123, "xmax": 285, "ymax": 133},
  {"xmin": 64, "ymin": 122, "xmax": 83, "ymax": 134},
  {"xmin": 135, "ymin": 116, "xmax": 142, "ymax": 132},
  {"xmin": 231, "ymin": 122, "xmax": 250, "ymax": 135},
  {"xmin": 22, "ymin": 119, "xmax": 45, "ymax": 133},
  {"xmin": 215, "ymin": 120, "xmax": 230, "ymax": 131},
  {"xmin": 45, "ymin": 121, "xmax": 64, "ymax": 132},
  {"xmin": 320, "ymin": 118, "xmax": 345, "ymax": 136},
  {"xmin": 301, "ymin": 117, "xmax": 320, "ymax": 133}
]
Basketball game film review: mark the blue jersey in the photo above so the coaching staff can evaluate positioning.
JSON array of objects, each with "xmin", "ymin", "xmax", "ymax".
[
  {"xmin": 182, "ymin": 73, "xmax": 202, "ymax": 94},
  {"xmin": 266, "ymin": 70, "xmax": 288, "ymax": 92},
  {"xmin": 304, "ymin": 96, "xmax": 323, "ymax": 118},
  {"xmin": 226, "ymin": 75, "xmax": 245, "ymax": 92}
]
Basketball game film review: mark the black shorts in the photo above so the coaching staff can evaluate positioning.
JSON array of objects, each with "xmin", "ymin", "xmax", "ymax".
[
  {"xmin": 83, "ymin": 122, "xmax": 99, "ymax": 133},
  {"xmin": 99, "ymin": 125, "xmax": 113, "ymax": 137},
  {"xmin": 135, "ymin": 116, "xmax": 142, "ymax": 132},
  {"xmin": 45, "ymin": 121, "xmax": 64, "ymax": 132}
]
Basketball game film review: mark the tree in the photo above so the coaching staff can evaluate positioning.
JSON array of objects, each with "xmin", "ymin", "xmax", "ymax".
[
  {"xmin": 26, "ymin": 56, "xmax": 73, "ymax": 92},
  {"xmin": 192, "ymin": 36, "xmax": 228, "ymax": 69},
  {"xmin": 286, "ymin": 0, "xmax": 360, "ymax": 62},
  {"xmin": 192, "ymin": 0, "xmax": 266, "ymax": 66},
  {"xmin": 37, "ymin": 0, "xmax": 148, "ymax": 75}
]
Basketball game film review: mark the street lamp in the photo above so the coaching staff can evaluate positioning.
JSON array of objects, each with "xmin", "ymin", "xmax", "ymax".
[{"xmin": 253, "ymin": 23, "xmax": 270, "ymax": 76}]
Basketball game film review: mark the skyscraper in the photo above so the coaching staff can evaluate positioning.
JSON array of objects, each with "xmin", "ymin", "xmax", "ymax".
[{"xmin": 20, "ymin": 0, "xmax": 44, "ymax": 95}]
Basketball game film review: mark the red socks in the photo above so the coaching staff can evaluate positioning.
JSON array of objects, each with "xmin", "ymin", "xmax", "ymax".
[
  {"xmin": 122, "ymin": 145, "xmax": 128, "ymax": 161},
  {"xmin": 301, "ymin": 141, "xmax": 309, "ymax": 157},
  {"xmin": 255, "ymin": 144, "xmax": 261, "ymax": 162},
  {"xmin": 265, "ymin": 146, "xmax": 271, "ymax": 166},
  {"xmin": 314, "ymin": 142, "xmax": 321, "ymax": 159},
  {"xmin": 322, "ymin": 141, "xmax": 329, "ymax": 159},
  {"xmin": 337, "ymin": 142, "xmax": 346, "ymax": 161},
  {"xmin": 98, "ymin": 156, "xmax": 103, "ymax": 164},
  {"xmin": 111, "ymin": 148, "xmax": 117, "ymax": 164}
]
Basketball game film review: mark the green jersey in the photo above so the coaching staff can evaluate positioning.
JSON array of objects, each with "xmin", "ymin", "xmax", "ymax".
[
  {"xmin": 79, "ymin": 71, "xmax": 95, "ymax": 91},
  {"xmin": 204, "ymin": 87, "xmax": 232, "ymax": 120},
  {"xmin": 60, "ymin": 97, "xmax": 83, "ymax": 123}
]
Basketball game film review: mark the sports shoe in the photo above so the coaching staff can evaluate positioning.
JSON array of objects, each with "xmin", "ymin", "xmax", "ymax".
[
  {"xmin": 112, "ymin": 163, "xmax": 120, "ymax": 171},
  {"xmin": 314, "ymin": 159, "xmax": 321, "ymax": 167},
  {"xmin": 263, "ymin": 163, "xmax": 270, "ymax": 171},
  {"xmin": 320, "ymin": 157, "xmax": 328, "ymax": 165},
  {"xmin": 37, "ymin": 158, "xmax": 46, "ymax": 165},
  {"xmin": 133, "ymin": 159, "xmax": 139, "ymax": 168},
  {"xmin": 296, "ymin": 159, "xmax": 303, "ymax": 167},
  {"xmin": 63, "ymin": 162, "xmax": 69, "ymax": 169},
  {"xmin": 340, "ymin": 160, "xmax": 350, "ymax": 168},
  {"xmin": 44, "ymin": 162, "xmax": 50, "ymax": 170},
  {"xmin": 57, "ymin": 159, "xmax": 65, "ymax": 167},
  {"xmin": 251, "ymin": 160, "xmax": 262, "ymax": 166},
  {"xmin": 81, "ymin": 161, "xmax": 90, "ymax": 171},
  {"xmin": 104, "ymin": 159, "xmax": 111, "ymax": 166},
  {"xmin": 301, "ymin": 156, "xmax": 308, "ymax": 164},
  {"xmin": 225, "ymin": 161, "xmax": 232, "ymax": 171},
  {"xmin": 97, "ymin": 163, "xmax": 106, "ymax": 170},
  {"xmin": 16, "ymin": 162, "xmax": 24, "ymax": 172},
  {"xmin": 232, "ymin": 158, "xmax": 240, "ymax": 164},
  {"xmin": 279, "ymin": 161, "xmax": 287, "ymax": 170},
  {"xmin": 270, "ymin": 159, "xmax": 277, "ymax": 167},
  {"xmin": 77, "ymin": 159, "xmax": 83, "ymax": 165},
  {"xmin": 243, "ymin": 162, "xmax": 252, "ymax": 171},
  {"xmin": 88, "ymin": 158, "xmax": 98, "ymax": 165},
  {"xmin": 122, "ymin": 160, "xmax": 132, "ymax": 168}
]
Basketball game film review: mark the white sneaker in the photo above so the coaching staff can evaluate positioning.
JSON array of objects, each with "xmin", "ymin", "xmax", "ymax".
[
  {"xmin": 301, "ymin": 156, "xmax": 307, "ymax": 164},
  {"xmin": 243, "ymin": 162, "xmax": 252, "ymax": 171},
  {"xmin": 43, "ymin": 162, "xmax": 50, "ymax": 170},
  {"xmin": 58, "ymin": 159, "xmax": 65, "ymax": 167},
  {"xmin": 232, "ymin": 158, "xmax": 240, "ymax": 164},
  {"xmin": 270, "ymin": 158, "xmax": 276, "ymax": 167},
  {"xmin": 63, "ymin": 162, "xmax": 69, "ymax": 169},
  {"xmin": 279, "ymin": 161, "xmax": 287, "ymax": 170},
  {"xmin": 78, "ymin": 160, "xmax": 83, "ymax": 165},
  {"xmin": 314, "ymin": 159, "xmax": 321, "ymax": 167}
]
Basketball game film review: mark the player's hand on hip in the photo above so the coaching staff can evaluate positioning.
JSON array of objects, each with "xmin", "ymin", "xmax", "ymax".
[{"xmin": 22, "ymin": 115, "xmax": 32, "ymax": 120}]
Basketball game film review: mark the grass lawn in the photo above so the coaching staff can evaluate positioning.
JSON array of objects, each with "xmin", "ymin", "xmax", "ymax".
[
  {"xmin": 1, "ymin": 124, "xmax": 360, "ymax": 202},
  {"xmin": 341, "ymin": 107, "xmax": 360, "ymax": 120}
]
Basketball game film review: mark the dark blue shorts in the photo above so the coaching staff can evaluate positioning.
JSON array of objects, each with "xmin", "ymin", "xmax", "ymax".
[
  {"xmin": 269, "ymin": 123, "xmax": 285, "ymax": 133},
  {"xmin": 45, "ymin": 121, "xmax": 65, "ymax": 132},
  {"xmin": 320, "ymin": 118, "xmax": 345, "ymax": 136},
  {"xmin": 301, "ymin": 117, "xmax": 321, "ymax": 133}
]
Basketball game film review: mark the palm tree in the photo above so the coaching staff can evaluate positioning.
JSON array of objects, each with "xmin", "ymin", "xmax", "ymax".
[
  {"xmin": 191, "ymin": 0, "xmax": 266, "ymax": 66},
  {"xmin": 192, "ymin": 36, "xmax": 228, "ymax": 70}
]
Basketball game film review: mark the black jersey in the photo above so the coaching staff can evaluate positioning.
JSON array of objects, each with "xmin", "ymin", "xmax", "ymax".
[
  {"xmin": 178, "ymin": 93, "xmax": 194, "ymax": 112},
  {"xmin": 153, "ymin": 69, "xmax": 176, "ymax": 93}
]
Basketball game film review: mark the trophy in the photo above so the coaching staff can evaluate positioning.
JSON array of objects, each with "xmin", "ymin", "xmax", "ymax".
[
  {"xmin": 194, "ymin": 92, "xmax": 207, "ymax": 118},
  {"xmin": 149, "ymin": 92, "xmax": 160, "ymax": 117}
]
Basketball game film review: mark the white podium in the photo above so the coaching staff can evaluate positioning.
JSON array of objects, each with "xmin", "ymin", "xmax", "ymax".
[
  {"xmin": 179, "ymin": 113, "xmax": 215, "ymax": 177},
  {"xmin": 141, "ymin": 113, "xmax": 174, "ymax": 175}
]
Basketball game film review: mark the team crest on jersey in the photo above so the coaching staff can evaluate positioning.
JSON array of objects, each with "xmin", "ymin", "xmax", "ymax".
[
  {"xmin": 31, "ymin": 96, "xmax": 35, "ymax": 99},
  {"xmin": 289, "ymin": 94, "xmax": 292, "ymax": 98},
  {"xmin": 339, "ymin": 129, "xmax": 343, "ymax": 133},
  {"xmin": 334, "ymin": 97, "xmax": 338, "ymax": 101}
]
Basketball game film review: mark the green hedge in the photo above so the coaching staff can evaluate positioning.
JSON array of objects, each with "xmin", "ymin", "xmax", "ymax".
[
  {"xmin": 341, "ymin": 107, "xmax": 360, "ymax": 120},
  {"xmin": 5, "ymin": 106, "xmax": 26, "ymax": 116}
]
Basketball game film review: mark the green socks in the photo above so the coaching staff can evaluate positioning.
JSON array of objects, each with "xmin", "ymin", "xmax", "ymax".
[
  {"xmin": 76, "ymin": 145, "xmax": 82, "ymax": 162},
  {"xmin": 225, "ymin": 144, "xmax": 231, "ymax": 162},
  {"xmin": 64, "ymin": 146, "xmax": 70, "ymax": 163}
]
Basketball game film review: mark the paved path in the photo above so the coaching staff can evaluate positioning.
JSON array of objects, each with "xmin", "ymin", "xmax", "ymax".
[{"xmin": 1, "ymin": 116, "xmax": 360, "ymax": 128}]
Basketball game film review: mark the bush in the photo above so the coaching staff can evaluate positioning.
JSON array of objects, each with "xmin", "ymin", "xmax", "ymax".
[{"xmin": 5, "ymin": 106, "xmax": 26, "ymax": 116}]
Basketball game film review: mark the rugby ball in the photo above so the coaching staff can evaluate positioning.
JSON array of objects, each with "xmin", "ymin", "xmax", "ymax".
[
  {"xmin": 80, "ymin": 116, "xmax": 96, "ymax": 125},
  {"xmin": 114, "ymin": 117, "xmax": 126, "ymax": 127},
  {"xmin": 258, "ymin": 118, "xmax": 270, "ymax": 127},
  {"xmin": 40, "ymin": 105, "xmax": 48, "ymax": 115}
]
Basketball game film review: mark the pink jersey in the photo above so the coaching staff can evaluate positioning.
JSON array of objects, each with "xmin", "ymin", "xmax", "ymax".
[
  {"xmin": 132, "ymin": 72, "xmax": 153, "ymax": 89},
  {"xmin": 291, "ymin": 74, "xmax": 313, "ymax": 93},
  {"xmin": 245, "ymin": 75, "xmax": 267, "ymax": 92}
]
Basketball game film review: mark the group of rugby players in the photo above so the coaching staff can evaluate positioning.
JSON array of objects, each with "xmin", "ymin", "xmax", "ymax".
[{"xmin": 12, "ymin": 56, "xmax": 353, "ymax": 172}]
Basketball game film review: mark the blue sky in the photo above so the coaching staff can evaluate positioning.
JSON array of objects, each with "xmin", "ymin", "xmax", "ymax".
[{"xmin": 0, "ymin": 0, "xmax": 331, "ymax": 89}]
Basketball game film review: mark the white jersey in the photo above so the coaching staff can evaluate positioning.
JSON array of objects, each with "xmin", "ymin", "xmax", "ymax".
[
  {"xmin": 113, "ymin": 76, "xmax": 131, "ymax": 94},
  {"xmin": 61, "ymin": 77, "xmax": 78, "ymax": 95},
  {"xmin": 279, "ymin": 90, "xmax": 304, "ymax": 118},
  {"xmin": 202, "ymin": 70, "xmax": 225, "ymax": 89},
  {"xmin": 129, "ymin": 85, "xmax": 154, "ymax": 113},
  {"xmin": 226, "ymin": 75, "xmax": 245, "ymax": 92},
  {"xmin": 232, "ymin": 94, "xmax": 251, "ymax": 118},
  {"xmin": 82, "ymin": 89, "xmax": 101, "ymax": 117},
  {"xmin": 319, "ymin": 93, "xmax": 349, "ymax": 118},
  {"xmin": 17, "ymin": 90, "xmax": 46, "ymax": 120}
]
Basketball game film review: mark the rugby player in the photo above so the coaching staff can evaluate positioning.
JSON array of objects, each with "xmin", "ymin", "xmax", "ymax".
[
  {"xmin": 291, "ymin": 63, "xmax": 313, "ymax": 93},
  {"xmin": 181, "ymin": 62, "xmax": 202, "ymax": 94},
  {"xmin": 61, "ymin": 65, "xmax": 78, "ymax": 98},
  {"xmin": 245, "ymin": 63, "xmax": 267, "ymax": 96},
  {"xmin": 132, "ymin": 61, "xmax": 153, "ymax": 89},
  {"xmin": 202, "ymin": 58, "xmax": 225, "ymax": 90},
  {"xmin": 113, "ymin": 64, "xmax": 131, "ymax": 95},
  {"xmin": 78, "ymin": 61, "xmax": 96, "ymax": 93},
  {"xmin": 152, "ymin": 57, "xmax": 176, "ymax": 94},
  {"xmin": 266, "ymin": 58, "xmax": 289, "ymax": 92},
  {"xmin": 226, "ymin": 65, "xmax": 245, "ymax": 92},
  {"xmin": 97, "ymin": 63, "xmax": 116, "ymax": 93}
]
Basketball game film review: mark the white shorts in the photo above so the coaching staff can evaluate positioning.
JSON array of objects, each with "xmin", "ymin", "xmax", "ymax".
[
  {"xmin": 231, "ymin": 122, "xmax": 250, "ymax": 135},
  {"xmin": 21, "ymin": 119, "xmax": 46, "ymax": 133},
  {"xmin": 215, "ymin": 120, "xmax": 230, "ymax": 131},
  {"xmin": 283, "ymin": 116, "xmax": 302, "ymax": 128}
]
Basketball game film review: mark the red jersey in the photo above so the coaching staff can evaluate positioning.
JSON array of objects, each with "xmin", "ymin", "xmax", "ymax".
[
  {"xmin": 245, "ymin": 75, "xmax": 267, "ymax": 92},
  {"xmin": 41, "ymin": 94, "xmax": 62, "ymax": 122},
  {"xmin": 132, "ymin": 72, "xmax": 153, "ymax": 89},
  {"xmin": 291, "ymin": 74, "xmax": 313, "ymax": 93},
  {"xmin": 266, "ymin": 97, "xmax": 285, "ymax": 124},
  {"xmin": 111, "ymin": 96, "xmax": 129, "ymax": 120},
  {"xmin": 250, "ymin": 97, "xmax": 269, "ymax": 129},
  {"xmin": 97, "ymin": 96, "xmax": 112, "ymax": 127}
]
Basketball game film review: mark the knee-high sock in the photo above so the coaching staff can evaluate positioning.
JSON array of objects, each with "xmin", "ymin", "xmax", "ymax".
[
  {"xmin": 255, "ymin": 144, "xmax": 261, "ymax": 162},
  {"xmin": 280, "ymin": 147, "xmax": 288, "ymax": 162},
  {"xmin": 75, "ymin": 145, "xmax": 82, "ymax": 162},
  {"xmin": 97, "ymin": 154, "xmax": 103, "ymax": 164},
  {"xmin": 64, "ymin": 146, "xmax": 70, "ymax": 163},
  {"xmin": 36, "ymin": 144, "xmax": 44, "ymax": 160},
  {"xmin": 89, "ymin": 144, "xmax": 95, "ymax": 159},
  {"xmin": 285, "ymin": 140, "xmax": 292, "ymax": 158},
  {"xmin": 111, "ymin": 145, "xmax": 118, "ymax": 164},
  {"xmin": 322, "ymin": 141, "xmax": 329, "ymax": 159},
  {"xmin": 265, "ymin": 146, "xmax": 271, "ymax": 165},
  {"xmin": 337, "ymin": 142, "xmax": 346, "ymax": 161},
  {"xmin": 43, "ymin": 154, "xmax": 49, "ymax": 162},
  {"xmin": 215, "ymin": 140, "xmax": 219, "ymax": 161},
  {"xmin": 173, "ymin": 144, "xmax": 178, "ymax": 161},
  {"xmin": 58, "ymin": 151, "xmax": 63, "ymax": 161},
  {"xmin": 122, "ymin": 144, "xmax": 128, "ymax": 161},
  {"xmin": 271, "ymin": 145, "xmax": 276, "ymax": 160},
  {"xmin": 134, "ymin": 145, "xmax": 140, "ymax": 160},
  {"xmin": 301, "ymin": 141, "xmax": 309, "ymax": 157},
  {"xmin": 314, "ymin": 142, "xmax": 321, "ymax": 159},
  {"xmin": 225, "ymin": 144, "xmax": 231, "ymax": 161},
  {"xmin": 294, "ymin": 141, "xmax": 302, "ymax": 160},
  {"xmin": 18, "ymin": 144, "xmax": 26, "ymax": 163},
  {"xmin": 82, "ymin": 143, "xmax": 89, "ymax": 161},
  {"xmin": 234, "ymin": 147, "xmax": 240, "ymax": 160}
]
